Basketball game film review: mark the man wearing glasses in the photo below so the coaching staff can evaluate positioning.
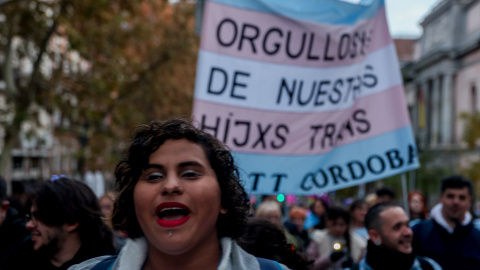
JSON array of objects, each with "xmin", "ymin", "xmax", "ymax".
[{"xmin": 3, "ymin": 176, "xmax": 115, "ymax": 270}]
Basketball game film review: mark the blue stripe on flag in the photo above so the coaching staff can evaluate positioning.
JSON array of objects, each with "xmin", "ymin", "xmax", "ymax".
[
  {"xmin": 208, "ymin": 0, "xmax": 385, "ymax": 25},
  {"xmin": 232, "ymin": 126, "xmax": 419, "ymax": 194}
]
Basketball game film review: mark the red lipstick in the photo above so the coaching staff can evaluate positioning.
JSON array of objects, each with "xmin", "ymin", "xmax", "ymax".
[{"xmin": 156, "ymin": 202, "xmax": 191, "ymax": 228}]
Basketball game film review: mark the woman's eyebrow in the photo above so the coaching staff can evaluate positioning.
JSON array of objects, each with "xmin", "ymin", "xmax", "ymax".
[
  {"xmin": 143, "ymin": 164, "xmax": 164, "ymax": 170},
  {"xmin": 144, "ymin": 162, "xmax": 204, "ymax": 169},
  {"xmin": 178, "ymin": 161, "xmax": 204, "ymax": 168}
]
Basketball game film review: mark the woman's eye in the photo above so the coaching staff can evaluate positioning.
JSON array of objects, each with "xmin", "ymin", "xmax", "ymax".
[
  {"xmin": 182, "ymin": 170, "xmax": 201, "ymax": 179},
  {"xmin": 145, "ymin": 172, "xmax": 163, "ymax": 181}
]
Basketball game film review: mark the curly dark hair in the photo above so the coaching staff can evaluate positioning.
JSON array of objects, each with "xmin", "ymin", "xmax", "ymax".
[{"xmin": 111, "ymin": 118, "xmax": 250, "ymax": 239}]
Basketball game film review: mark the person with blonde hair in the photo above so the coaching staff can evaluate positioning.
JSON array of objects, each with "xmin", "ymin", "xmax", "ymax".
[
  {"xmin": 98, "ymin": 192, "xmax": 128, "ymax": 252},
  {"xmin": 98, "ymin": 192, "xmax": 115, "ymax": 220},
  {"xmin": 255, "ymin": 200, "xmax": 302, "ymax": 250}
]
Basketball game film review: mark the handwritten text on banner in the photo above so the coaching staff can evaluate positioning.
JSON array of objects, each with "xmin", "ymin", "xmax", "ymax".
[{"xmin": 192, "ymin": 0, "xmax": 419, "ymax": 194}]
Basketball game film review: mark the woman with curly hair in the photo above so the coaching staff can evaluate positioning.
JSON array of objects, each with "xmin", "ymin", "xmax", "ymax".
[{"xmin": 69, "ymin": 118, "xmax": 288, "ymax": 270}]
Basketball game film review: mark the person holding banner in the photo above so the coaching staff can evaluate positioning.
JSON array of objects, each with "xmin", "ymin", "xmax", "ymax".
[{"xmin": 68, "ymin": 119, "xmax": 289, "ymax": 270}]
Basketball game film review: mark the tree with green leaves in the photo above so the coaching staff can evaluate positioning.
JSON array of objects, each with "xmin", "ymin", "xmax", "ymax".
[
  {"xmin": 1, "ymin": 0, "xmax": 199, "ymax": 178},
  {"xmin": 459, "ymin": 112, "xmax": 480, "ymax": 198}
]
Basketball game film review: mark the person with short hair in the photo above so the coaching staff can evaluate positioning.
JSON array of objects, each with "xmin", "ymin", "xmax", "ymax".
[
  {"xmin": 4, "ymin": 176, "xmax": 116, "ymax": 270},
  {"xmin": 354, "ymin": 203, "xmax": 441, "ymax": 270},
  {"xmin": 375, "ymin": 187, "xmax": 395, "ymax": 204},
  {"xmin": 412, "ymin": 175, "xmax": 480, "ymax": 270},
  {"xmin": 69, "ymin": 119, "xmax": 289, "ymax": 270}
]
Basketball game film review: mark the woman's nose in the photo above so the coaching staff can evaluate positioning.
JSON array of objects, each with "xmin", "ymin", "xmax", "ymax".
[{"xmin": 161, "ymin": 175, "xmax": 184, "ymax": 195}]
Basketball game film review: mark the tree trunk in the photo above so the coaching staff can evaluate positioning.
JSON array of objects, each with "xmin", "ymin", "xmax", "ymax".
[{"xmin": 0, "ymin": 107, "xmax": 26, "ymax": 171}]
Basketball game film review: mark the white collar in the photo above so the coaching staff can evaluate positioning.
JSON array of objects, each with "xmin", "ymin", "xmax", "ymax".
[
  {"xmin": 430, "ymin": 203, "xmax": 471, "ymax": 233},
  {"xmin": 116, "ymin": 237, "xmax": 148, "ymax": 270}
]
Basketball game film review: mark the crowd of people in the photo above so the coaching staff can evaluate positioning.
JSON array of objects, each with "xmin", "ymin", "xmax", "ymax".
[{"xmin": 0, "ymin": 118, "xmax": 480, "ymax": 269}]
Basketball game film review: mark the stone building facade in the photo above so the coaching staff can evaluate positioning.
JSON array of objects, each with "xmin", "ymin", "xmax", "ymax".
[{"xmin": 403, "ymin": 0, "xmax": 480, "ymax": 171}]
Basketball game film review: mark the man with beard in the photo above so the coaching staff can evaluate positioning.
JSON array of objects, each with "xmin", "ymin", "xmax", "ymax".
[
  {"xmin": 412, "ymin": 175, "xmax": 480, "ymax": 270},
  {"xmin": 3, "ymin": 176, "xmax": 115, "ymax": 270},
  {"xmin": 353, "ymin": 203, "xmax": 441, "ymax": 270}
]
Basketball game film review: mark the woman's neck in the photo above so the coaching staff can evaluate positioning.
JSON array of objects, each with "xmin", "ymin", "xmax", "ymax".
[{"xmin": 144, "ymin": 238, "xmax": 222, "ymax": 270}]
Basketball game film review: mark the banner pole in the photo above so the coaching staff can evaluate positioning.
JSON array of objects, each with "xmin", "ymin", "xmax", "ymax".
[
  {"xmin": 409, "ymin": 169, "xmax": 416, "ymax": 191},
  {"xmin": 402, "ymin": 173, "xmax": 410, "ymax": 218}
]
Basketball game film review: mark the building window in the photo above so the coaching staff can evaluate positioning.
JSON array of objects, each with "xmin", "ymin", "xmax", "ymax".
[
  {"xmin": 13, "ymin": 156, "xmax": 23, "ymax": 169},
  {"xmin": 31, "ymin": 157, "xmax": 40, "ymax": 169}
]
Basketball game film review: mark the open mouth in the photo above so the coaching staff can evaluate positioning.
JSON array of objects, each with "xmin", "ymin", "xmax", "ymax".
[
  {"xmin": 399, "ymin": 238, "xmax": 412, "ymax": 248},
  {"xmin": 156, "ymin": 202, "xmax": 191, "ymax": 228},
  {"xmin": 158, "ymin": 207, "xmax": 189, "ymax": 220}
]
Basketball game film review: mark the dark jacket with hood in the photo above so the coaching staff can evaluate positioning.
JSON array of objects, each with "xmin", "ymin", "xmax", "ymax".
[{"xmin": 412, "ymin": 203, "xmax": 480, "ymax": 270}]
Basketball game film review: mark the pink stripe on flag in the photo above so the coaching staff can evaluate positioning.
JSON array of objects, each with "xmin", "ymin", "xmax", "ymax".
[
  {"xmin": 192, "ymin": 85, "xmax": 410, "ymax": 155},
  {"xmin": 200, "ymin": 1, "xmax": 391, "ymax": 68}
]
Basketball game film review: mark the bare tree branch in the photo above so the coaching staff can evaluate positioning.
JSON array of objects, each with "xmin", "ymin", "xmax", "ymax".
[
  {"xmin": 21, "ymin": 40, "xmax": 35, "ymax": 64},
  {"xmin": 27, "ymin": 20, "xmax": 59, "ymax": 91}
]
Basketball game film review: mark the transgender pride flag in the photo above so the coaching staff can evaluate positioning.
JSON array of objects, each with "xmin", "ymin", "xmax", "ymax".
[{"xmin": 192, "ymin": 0, "xmax": 419, "ymax": 195}]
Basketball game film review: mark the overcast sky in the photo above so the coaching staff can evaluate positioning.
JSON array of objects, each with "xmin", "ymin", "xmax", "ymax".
[
  {"xmin": 341, "ymin": 0, "xmax": 442, "ymax": 38},
  {"xmin": 385, "ymin": 0, "xmax": 442, "ymax": 38}
]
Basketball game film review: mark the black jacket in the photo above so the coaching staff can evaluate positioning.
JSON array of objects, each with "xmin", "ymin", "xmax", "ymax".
[
  {"xmin": 0, "ymin": 207, "xmax": 30, "ymax": 268},
  {"xmin": 3, "ymin": 239, "xmax": 116, "ymax": 270},
  {"xmin": 412, "ymin": 218, "xmax": 480, "ymax": 270}
]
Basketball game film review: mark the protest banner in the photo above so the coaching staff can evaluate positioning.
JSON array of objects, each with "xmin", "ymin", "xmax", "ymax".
[{"xmin": 192, "ymin": 0, "xmax": 419, "ymax": 194}]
